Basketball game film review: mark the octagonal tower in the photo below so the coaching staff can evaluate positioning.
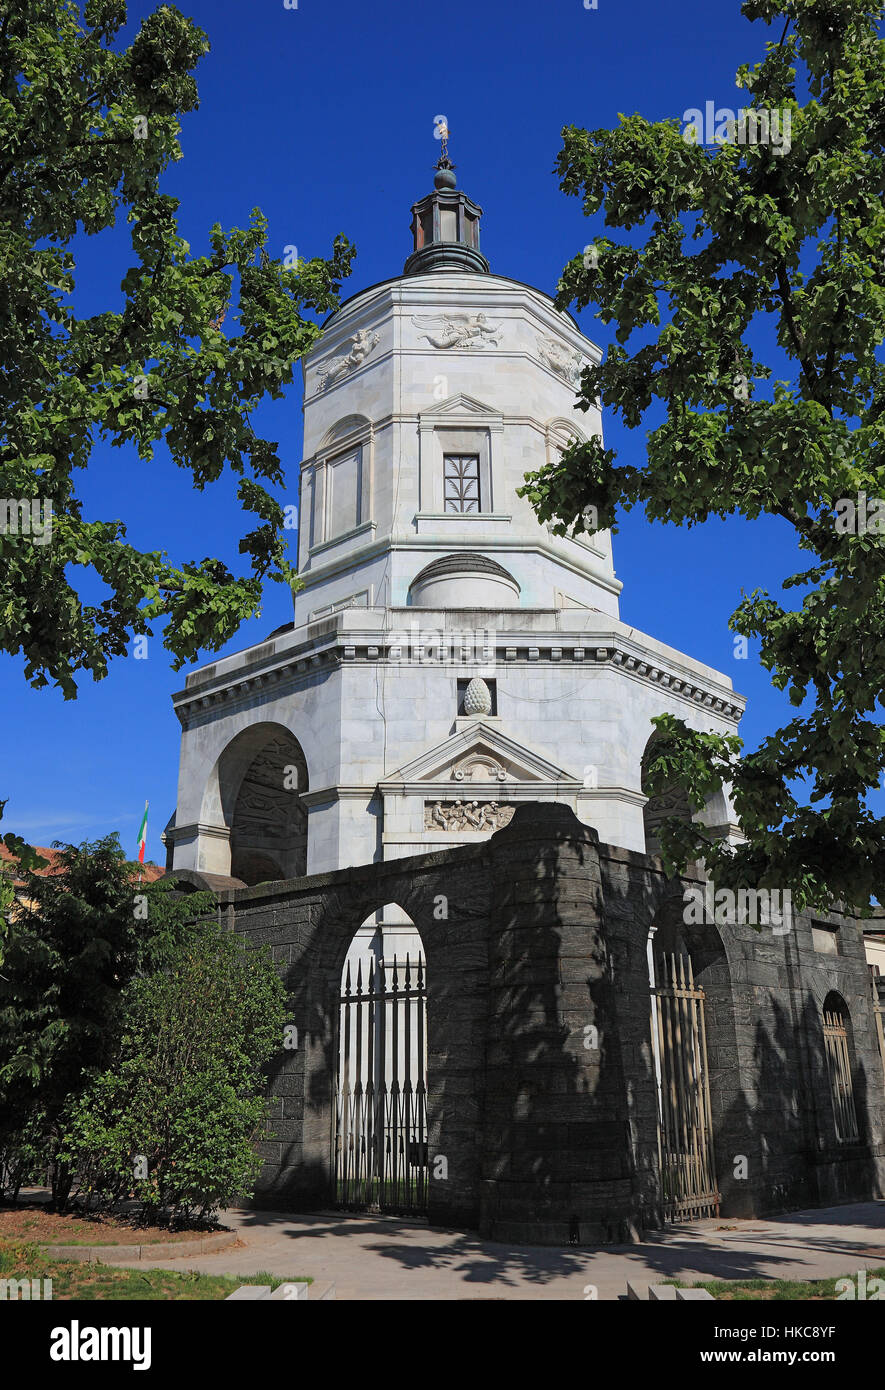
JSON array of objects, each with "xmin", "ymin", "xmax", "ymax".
[{"xmin": 166, "ymin": 156, "xmax": 744, "ymax": 888}]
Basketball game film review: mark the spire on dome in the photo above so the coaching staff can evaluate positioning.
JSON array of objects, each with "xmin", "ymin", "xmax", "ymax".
[{"xmin": 403, "ymin": 131, "xmax": 489, "ymax": 276}]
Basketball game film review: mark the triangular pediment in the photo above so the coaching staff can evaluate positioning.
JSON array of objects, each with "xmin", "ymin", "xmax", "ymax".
[
  {"xmin": 379, "ymin": 722, "xmax": 582, "ymax": 792},
  {"xmin": 418, "ymin": 393, "xmax": 501, "ymax": 420}
]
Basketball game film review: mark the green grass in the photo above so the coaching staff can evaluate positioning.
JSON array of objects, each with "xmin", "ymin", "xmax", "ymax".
[
  {"xmin": 0, "ymin": 1241, "xmax": 311, "ymax": 1301},
  {"xmin": 26, "ymin": 1234, "xmax": 197, "ymax": 1246},
  {"xmin": 660, "ymin": 1266, "xmax": 885, "ymax": 1301}
]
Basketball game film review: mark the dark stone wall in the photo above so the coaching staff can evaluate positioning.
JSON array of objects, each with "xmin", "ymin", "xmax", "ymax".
[
  {"xmin": 479, "ymin": 806, "xmax": 660, "ymax": 1243},
  {"xmin": 708, "ymin": 897, "xmax": 885, "ymax": 1217},
  {"xmin": 171, "ymin": 802, "xmax": 885, "ymax": 1243},
  {"xmin": 182, "ymin": 844, "xmax": 493, "ymax": 1230}
]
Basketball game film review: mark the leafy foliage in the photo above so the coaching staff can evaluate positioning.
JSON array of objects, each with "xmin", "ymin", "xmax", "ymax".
[
  {"xmin": 0, "ymin": 835, "xmax": 214, "ymax": 1203},
  {"xmin": 0, "ymin": 1, "xmax": 354, "ymax": 698},
  {"xmin": 0, "ymin": 799, "xmax": 48, "ymax": 932},
  {"xmin": 57, "ymin": 929, "xmax": 287, "ymax": 1223},
  {"xmin": 520, "ymin": 0, "xmax": 885, "ymax": 910}
]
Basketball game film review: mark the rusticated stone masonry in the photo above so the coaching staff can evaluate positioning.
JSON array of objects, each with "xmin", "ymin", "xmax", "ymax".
[{"xmin": 169, "ymin": 802, "xmax": 885, "ymax": 1244}]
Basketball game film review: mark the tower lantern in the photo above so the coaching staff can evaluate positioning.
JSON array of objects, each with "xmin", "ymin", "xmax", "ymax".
[{"xmin": 404, "ymin": 141, "xmax": 489, "ymax": 276}]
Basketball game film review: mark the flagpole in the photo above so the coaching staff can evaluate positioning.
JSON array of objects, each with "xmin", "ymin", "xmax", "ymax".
[{"xmin": 137, "ymin": 800, "xmax": 148, "ymax": 888}]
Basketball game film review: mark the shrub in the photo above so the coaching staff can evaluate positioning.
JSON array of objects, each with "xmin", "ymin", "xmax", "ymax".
[
  {"xmin": 0, "ymin": 836, "xmax": 216, "ymax": 1205},
  {"xmin": 58, "ymin": 928, "xmax": 287, "ymax": 1224}
]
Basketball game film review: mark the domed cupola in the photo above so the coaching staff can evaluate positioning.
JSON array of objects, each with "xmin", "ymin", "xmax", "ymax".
[{"xmin": 403, "ymin": 136, "xmax": 489, "ymax": 277}]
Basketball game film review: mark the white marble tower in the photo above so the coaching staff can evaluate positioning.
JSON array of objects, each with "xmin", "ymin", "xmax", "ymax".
[{"xmin": 165, "ymin": 154, "xmax": 744, "ymax": 894}]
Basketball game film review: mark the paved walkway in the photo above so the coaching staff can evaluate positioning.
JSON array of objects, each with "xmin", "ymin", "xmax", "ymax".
[{"xmin": 136, "ymin": 1201, "xmax": 885, "ymax": 1300}]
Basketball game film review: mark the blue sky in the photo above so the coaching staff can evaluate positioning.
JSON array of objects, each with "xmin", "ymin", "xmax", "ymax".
[{"xmin": 4, "ymin": 0, "xmax": 864, "ymax": 861}]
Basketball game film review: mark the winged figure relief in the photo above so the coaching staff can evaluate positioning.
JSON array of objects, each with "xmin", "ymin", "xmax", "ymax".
[
  {"xmin": 411, "ymin": 313, "xmax": 502, "ymax": 349},
  {"xmin": 316, "ymin": 328, "xmax": 380, "ymax": 390},
  {"xmin": 537, "ymin": 335, "xmax": 583, "ymax": 386}
]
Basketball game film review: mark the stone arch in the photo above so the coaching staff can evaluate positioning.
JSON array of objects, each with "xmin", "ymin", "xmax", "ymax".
[
  {"xmin": 262, "ymin": 854, "xmax": 489, "ymax": 1220},
  {"xmin": 821, "ymin": 990, "xmax": 862, "ymax": 1143},
  {"xmin": 311, "ymin": 875, "xmax": 446, "ymax": 992},
  {"xmin": 319, "ymin": 413, "xmax": 372, "ymax": 451},
  {"xmin": 641, "ymin": 732, "xmax": 695, "ymax": 856},
  {"xmin": 200, "ymin": 722, "xmax": 309, "ymax": 886},
  {"xmin": 640, "ymin": 730, "xmax": 732, "ymax": 856},
  {"xmin": 652, "ymin": 891, "xmax": 730, "ymax": 983},
  {"xmin": 648, "ymin": 890, "xmax": 739, "ymax": 1215},
  {"xmin": 333, "ymin": 899, "xmax": 434, "ymax": 1212},
  {"xmin": 545, "ymin": 416, "xmax": 588, "ymax": 469},
  {"xmin": 344, "ymin": 902, "xmax": 424, "ymax": 977}
]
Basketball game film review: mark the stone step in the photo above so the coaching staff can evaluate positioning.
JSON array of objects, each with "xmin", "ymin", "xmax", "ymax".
[{"xmin": 225, "ymin": 1280, "xmax": 335, "ymax": 1301}]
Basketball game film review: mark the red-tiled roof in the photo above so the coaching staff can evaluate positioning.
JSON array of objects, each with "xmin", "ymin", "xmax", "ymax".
[{"xmin": 0, "ymin": 843, "xmax": 165, "ymax": 886}]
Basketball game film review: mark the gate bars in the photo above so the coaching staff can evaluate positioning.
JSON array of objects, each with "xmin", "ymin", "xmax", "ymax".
[
  {"xmin": 652, "ymin": 951, "xmax": 721, "ymax": 1222},
  {"xmin": 333, "ymin": 953, "xmax": 428, "ymax": 1214},
  {"xmin": 823, "ymin": 1002, "xmax": 860, "ymax": 1142}
]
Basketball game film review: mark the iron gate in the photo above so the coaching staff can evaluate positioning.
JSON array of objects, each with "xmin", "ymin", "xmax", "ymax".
[
  {"xmin": 823, "ymin": 1000, "xmax": 860, "ymax": 1142},
  {"xmin": 651, "ymin": 951, "xmax": 720, "ymax": 1222},
  {"xmin": 333, "ymin": 952, "xmax": 428, "ymax": 1213}
]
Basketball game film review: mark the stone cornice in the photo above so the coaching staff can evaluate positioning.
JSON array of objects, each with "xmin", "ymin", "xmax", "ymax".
[
  {"xmin": 300, "ymin": 785, "xmax": 380, "ymax": 807},
  {"xmin": 297, "ymin": 535, "xmax": 623, "ymax": 595},
  {"xmin": 382, "ymin": 778, "xmax": 584, "ymax": 799},
  {"xmin": 166, "ymin": 821, "xmax": 230, "ymax": 844},
  {"xmin": 313, "ymin": 271, "xmax": 596, "ymax": 353},
  {"xmin": 172, "ymin": 621, "xmax": 745, "ymax": 727}
]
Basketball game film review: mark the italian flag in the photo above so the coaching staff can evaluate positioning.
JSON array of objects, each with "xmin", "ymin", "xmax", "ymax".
[{"xmin": 136, "ymin": 802, "xmax": 148, "ymax": 865}]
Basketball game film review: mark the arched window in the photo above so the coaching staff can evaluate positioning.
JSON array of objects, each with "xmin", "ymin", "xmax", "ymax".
[
  {"xmin": 334, "ymin": 905, "xmax": 427, "ymax": 1213},
  {"xmin": 822, "ymin": 993, "xmax": 860, "ymax": 1142}
]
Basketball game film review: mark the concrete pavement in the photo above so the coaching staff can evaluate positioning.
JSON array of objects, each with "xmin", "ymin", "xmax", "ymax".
[{"xmin": 134, "ymin": 1200, "xmax": 885, "ymax": 1300}]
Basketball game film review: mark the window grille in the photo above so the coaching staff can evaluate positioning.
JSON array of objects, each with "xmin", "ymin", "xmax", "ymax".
[
  {"xmin": 823, "ymin": 999, "xmax": 860, "ymax": 1142},
  {"xmin": 443, "ymin": 453, "xmax": 480, "ymax": 513}
]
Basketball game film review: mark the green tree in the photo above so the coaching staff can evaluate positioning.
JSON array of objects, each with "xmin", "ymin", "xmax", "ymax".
[
  {"xmin": 0, "ymin": 800, "xmax": 47, "ymax": 932},
  {"xmin": 0, "ymin": 835, "xmax": 214, "ymax": 1204},
  {"xmin": 0, "ymin": 0, "xmax": 353, "ymax": 699},
  {"xmin": 521, "ymin": 0, "xmax": 885, "ymax": 912},
  {"xmin": 58, "ymin": 928, "xmax": 287, "ymax": 1223}
]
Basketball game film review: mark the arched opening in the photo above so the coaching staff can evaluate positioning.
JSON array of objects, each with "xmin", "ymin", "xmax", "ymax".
[
  {"xmin": 641, "ymin": 734, "xmax": 695, "ymax": 857},
  {"xmin": 202, "ymin": 724, "xmax": 309, "ymax": 886},
  {"xmin": 229, "ymin": 732, "xmax": 307, "ymax": 885},
  {"xmin": 648, "ymin": 919, "xmax": 720, "ymax": 1221},
  {"xmin": 822, "ymin": 992, "xmax": 861, "ymax": 1143},
  {"xmin": 641, "ymin": 731, "xmax": 734, "ymax": 857},
  {"xmin": 333, "ymin": 905, "xmax": 427, "ymax": 1214}
]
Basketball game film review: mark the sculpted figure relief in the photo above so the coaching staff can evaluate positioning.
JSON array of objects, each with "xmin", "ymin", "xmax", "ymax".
[
  {"xmin": 424, "ymin": 799, "xmax": 515, "ymax": 831},
  {"xmin": 412, "ymin": 313, "xmax": 502, "ymax": 349},
  {"xmin": 316, "ymin": 328, "xmax": 380, "ymax": 390},
  {"xmin": 537, "ymin": 335, "xmax": 583, "ymax": 386}
]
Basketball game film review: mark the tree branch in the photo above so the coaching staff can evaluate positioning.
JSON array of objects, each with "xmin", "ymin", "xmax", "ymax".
[{"xmin": 775, "ymin": 262, "xmax": 826, "ymax": 407}]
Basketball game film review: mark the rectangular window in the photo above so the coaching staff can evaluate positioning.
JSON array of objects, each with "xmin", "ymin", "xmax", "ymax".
[
  {"xmin": 439, "ymin": 207, "xmax": 457, "ymax": 242},
  {"xmin": 444, "ymin": 453, "xmax": 480, "ymax": 513},
  {"xmin": 327, "ymin": 448, "xmax": 361, "ymax": 537},
  {"xmin": 812, "ymin": 923, "xmax": 841, "ymax": 956}
]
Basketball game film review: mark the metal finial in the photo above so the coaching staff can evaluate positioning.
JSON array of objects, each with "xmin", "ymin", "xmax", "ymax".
[
  {"xmin": 433, "ymin": 116, "xmax": 456, "ymax": 188},
  {"xmin": 434, "ymin": 140, "xmax": 456, "ymax": 190}
]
